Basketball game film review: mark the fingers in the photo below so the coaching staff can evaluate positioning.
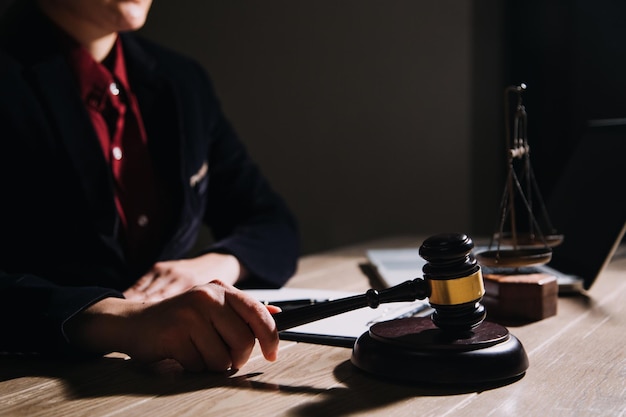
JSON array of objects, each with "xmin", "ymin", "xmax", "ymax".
[
  {"xmin": 183, "ymin": 318, "xmax": 234, "ymax": 372},
  {"xmin": 142, "ymin": 274, "xmax": 179, "ymax": 300},
  {"xmin": 124, "ymin": 264, "xmax": 192, "ymax": 302},
  {"xmin": 265, "ymin": 304, "xmax": 282, "ymax": 315},
  {"xmin": 125, "ymin": 257, "xmax": 239, "ymax": 302},
  {"xmin": 170, "ymin": 339, "xmax": 208, "ymax": 373},
  {"xmin": 185, "ymin": 281, "xmax": 276, "ymax": 369},
  {"xmin": 213, "ymin": 281, "xmax": 280, "ymax": 363},
  {"xmin": 123, "ymin": 272, "xmax": 154, "ymax": 300},
  {"xmin": 133, "ymin": 281, "xmax": 279, "ymax": 373},
  {"xmin": 125, "ymin": 254, "xmax": 246, "ymax": 302},
  {"xmin": 196, "ymin": 290, "xmax": 257, "ymax": 370}
]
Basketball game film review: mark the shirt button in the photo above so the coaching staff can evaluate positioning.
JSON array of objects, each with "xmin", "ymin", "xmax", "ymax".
[
  {"xmin": 112, "ymin": 147, "xmax": 123, "ymax": 161},
  {"xmin": 109, "ymin": 82, "xmax": 120, "ymax": 96},
  {"xmin": 137, "ymin": 215, "xmax": 149, "ymax": 227}
]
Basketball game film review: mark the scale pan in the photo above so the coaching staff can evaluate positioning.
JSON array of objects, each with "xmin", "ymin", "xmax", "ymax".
[
  {"xmin": 492, "ymin": 233, "xmax": 564, "ymax": 248},
  {"xmin": 475, "ymin": 247, "xmax": 552, "ymax": 268}
]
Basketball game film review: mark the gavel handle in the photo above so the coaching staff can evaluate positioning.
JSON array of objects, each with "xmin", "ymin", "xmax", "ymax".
[{"xmin": 273, "ymin": 278, "xmax": 429, "ymax": 331}]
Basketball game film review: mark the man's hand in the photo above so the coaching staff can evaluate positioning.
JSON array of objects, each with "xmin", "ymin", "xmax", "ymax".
[
  {"xmin": 124, "ymin": 253, "xmax": 244, "ymax": 302},
  {"xmin": 65, "ymin": 280, "xmax": 280, "ymax": 372}
]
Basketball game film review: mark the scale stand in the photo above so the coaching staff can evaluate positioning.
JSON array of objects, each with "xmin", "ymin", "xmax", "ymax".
[{"xmin": 476, "ymin": 83, "xmax": 563, "ymax": 269}]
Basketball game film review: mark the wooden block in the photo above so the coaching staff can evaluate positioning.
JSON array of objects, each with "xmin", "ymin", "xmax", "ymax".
[{"xmin": 482, "ymin": 272, "xmax": 558, "ymax": 322}]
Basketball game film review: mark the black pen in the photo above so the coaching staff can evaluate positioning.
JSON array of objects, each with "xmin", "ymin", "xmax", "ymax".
[{"xmin": 262, "ymin": 298, "xmax": 330, "ymax": 310}]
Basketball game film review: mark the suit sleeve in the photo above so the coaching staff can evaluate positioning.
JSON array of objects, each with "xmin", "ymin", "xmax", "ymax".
[
  {"xmin": 0, "ymin": 52, "xmax": 125, "ymax": 355},
  {"xmin": 0, "ymin": 272, "xmax": 124, "ymax": 355},
  {"xmin": 187, "ymin": 63, "xmax": 300, "ymax": 288}
]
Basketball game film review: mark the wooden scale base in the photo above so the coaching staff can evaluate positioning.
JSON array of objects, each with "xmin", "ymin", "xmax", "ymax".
[{"xmin": 351, "ymin": 317, "xmax": 529, "ymax": 384}]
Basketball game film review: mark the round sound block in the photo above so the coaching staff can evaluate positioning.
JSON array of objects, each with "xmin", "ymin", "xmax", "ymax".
[{"xmin": 351, "ymin": 317, "xmax": 529, "ymax": 384}]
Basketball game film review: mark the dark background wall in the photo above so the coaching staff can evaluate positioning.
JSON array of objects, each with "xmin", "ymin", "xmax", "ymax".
[
  {"xmin": 3, "ymin": 1, "xmax": 621, "ymax": 254},
  {"xmin": 137, "ymin": 1, "xmax": 506, "ymax": 254}
]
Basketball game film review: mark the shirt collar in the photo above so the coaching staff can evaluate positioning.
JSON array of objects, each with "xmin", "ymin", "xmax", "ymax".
[{"xmin": 63, "ymin": 35, "xmax": 131, "ymax": 110}]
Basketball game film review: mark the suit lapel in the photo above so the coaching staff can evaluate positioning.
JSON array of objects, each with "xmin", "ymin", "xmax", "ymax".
[
  {"xmin": 122, "ymin": 35, "xmax": 183, "ymax": 182},
  {"xmin": 9, "ymin": 7, "xmax": 121, "ymax": 254},
  {"xmin": 121, "ymin": 34, "xmax": 187, "ymax": 247},
  {"xmin": 28, "ymin": 50, "xmax": 121, "ymax": 242}
]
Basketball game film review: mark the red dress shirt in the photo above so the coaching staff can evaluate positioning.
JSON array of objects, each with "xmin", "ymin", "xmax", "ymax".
[{"xmin": 66, "ymin": 37, "xmax": 170, "ymax": 269}]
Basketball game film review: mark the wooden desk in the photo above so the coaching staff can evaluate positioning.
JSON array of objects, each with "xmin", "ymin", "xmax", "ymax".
[{"xmin": 1, "ymin": 236, "xmax": 624, "ymax": 416}]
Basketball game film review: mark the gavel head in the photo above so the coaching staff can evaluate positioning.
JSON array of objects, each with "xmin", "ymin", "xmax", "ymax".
[{"xmin": 419, "ymin": 232, "xmax": 486, "ymax": 332}]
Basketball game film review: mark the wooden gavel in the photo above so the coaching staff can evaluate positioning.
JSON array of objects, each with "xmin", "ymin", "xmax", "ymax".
[{"xmin": 273, "ymin": 233, "xmax": 487, "ymax": 333}]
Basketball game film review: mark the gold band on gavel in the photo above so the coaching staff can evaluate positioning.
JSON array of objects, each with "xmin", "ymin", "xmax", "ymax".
[{"xmin": 428, "ymin": 270, "xmax": 485, "ymax": 305}]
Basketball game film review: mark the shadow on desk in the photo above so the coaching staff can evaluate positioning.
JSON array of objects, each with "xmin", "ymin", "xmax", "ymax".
[
  {"xmin": 0, "ymin": 355, "xmax": 255, "ymax": 397},
  {"xmin": 292, "ymin": 360, "xmax": 523, "ymax": 417},
  {"xmin": 0, "ymin": 354, "xmax": 522, "ymax": 416}
]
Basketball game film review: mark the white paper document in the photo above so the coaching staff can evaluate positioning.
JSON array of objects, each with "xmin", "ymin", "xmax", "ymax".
[{"xmin": 244, "ymin": 288, "xmax": 432, "ymax": 347}]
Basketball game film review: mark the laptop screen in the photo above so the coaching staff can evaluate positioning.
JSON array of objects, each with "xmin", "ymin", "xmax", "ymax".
[{"xmin": 545, "ymin": 121, "xmax": 626, "ymax": 289}]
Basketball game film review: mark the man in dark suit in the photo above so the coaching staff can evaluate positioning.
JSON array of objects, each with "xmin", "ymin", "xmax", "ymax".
[{"xmin": 0, "ymin": 0, "xmax": 299, "ymax": 372}]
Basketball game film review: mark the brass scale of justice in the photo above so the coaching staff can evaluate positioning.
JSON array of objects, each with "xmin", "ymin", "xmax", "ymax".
[{"xmin": 272, "ymin": 84, "xmax": 561, "ymax": 385}]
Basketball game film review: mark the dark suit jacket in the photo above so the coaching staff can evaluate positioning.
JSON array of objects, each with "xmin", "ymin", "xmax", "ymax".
[{"xmin": 0, "ymin": 5, "xmax": 299, "ymax": 354}]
